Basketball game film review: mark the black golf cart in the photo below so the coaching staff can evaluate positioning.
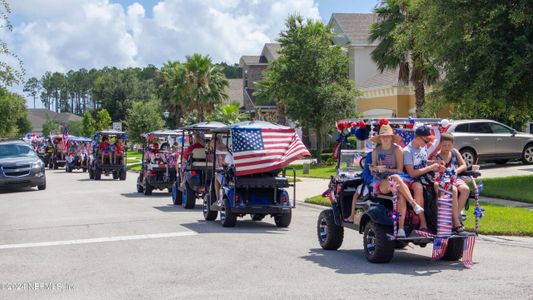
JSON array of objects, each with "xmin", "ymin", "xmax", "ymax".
[
  {"xmin": 88, "ymin": 130, "xmax": 128, "ymax": 181},
  {"xmin": 202, "ymin": 121, "xmax": 309, "ymax": 228},
  {"xmin": 49, "ymin": 135, "xmax": 67, "ymax": 169},
  {"xmin": 171, "ymin": 122, "xmax": 226, "ymax": 209},
  {"xmin": 65, "ymin": 136, "xmax": 92, "ymax": 173},
  {"xmin": 317, "ymin": 118, "xmax": 481, "ymax": 264},
  {"xmin": 137, "ymin": 130, "xmax": 181, "ymax": 195}
]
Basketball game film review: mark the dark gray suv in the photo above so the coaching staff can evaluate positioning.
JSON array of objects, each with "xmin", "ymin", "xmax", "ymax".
[
  {"xmin": 0, "ymin": 140, "xmax": 46, "ymax": 190},
  {"xmin": 447, "ymin": 120, "xmax": 533, "ymax": 167}
]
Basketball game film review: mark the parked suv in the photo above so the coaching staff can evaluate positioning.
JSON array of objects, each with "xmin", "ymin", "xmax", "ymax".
[
  {"xmin": 447, "ymin": 120, "xmax": 533, "ymax": 167},
  {"xmin": 0, "ymin": 140, "xmax": 46, "ymax": 190}
]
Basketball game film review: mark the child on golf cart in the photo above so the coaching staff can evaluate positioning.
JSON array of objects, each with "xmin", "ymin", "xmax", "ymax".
[
  {"xmin": 401, "ymin": 125, "xmax": 442, "ymax": 237},
  {"xmin": 114, "ymin": 137, "xmax": 125, "ymax": 165},
  {"xmin": 99, "ymin": 136, "xmax": 112, "ymax": 164},
  {"xmin": 211, "ymin": 135, "xmax": 229, "ymax": 202},
  {"xmin": 431, "ymin": 132, "xmax": 470, "ymax": 234}
]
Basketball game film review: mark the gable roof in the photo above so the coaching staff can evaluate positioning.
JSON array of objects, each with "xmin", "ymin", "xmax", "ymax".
[
  {"xmin": 329, "ymin": 13, "xmax": 378, "ymax": 46},
  {"xmin": 28, "ymin": 109, "xmax": 83, "ymax": 132},
  {"xmin": 261, "ymin": 43, "xmax": 281, "ymax": 62},
  {"xmin": 239, "ymin": 55, "xmax": 268, "ymax": 67},
  {"xmin": 358, "ymin": 69, "xmax": 399, "ymax": 90}
]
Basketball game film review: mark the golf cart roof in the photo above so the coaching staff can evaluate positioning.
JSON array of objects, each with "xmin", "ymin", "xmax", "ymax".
[
  {"xmin": 339, "ymin": 118, "xmax": 442, "ymax": 125},
  {"xmin": 142, "ymin": 130, "xmax": 183, "ymax": 138},
  {"xmin": 98, "ymin": 129, "xmax": 127, "ymax": 135},
  {"xmin": 69, "ymin": 136, "xmax": 92, "ymax": 142},
  {"xmin": 212, "ymin": 121, "xmax": 289, "ymax": 133},
  {"xmin": 179, "ymin": 122, "xmax": 227, "ymax": 131}
]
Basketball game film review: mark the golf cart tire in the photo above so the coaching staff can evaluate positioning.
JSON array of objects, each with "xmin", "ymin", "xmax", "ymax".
[
  {"xmin": 220, "ymin": 197, "xmax": 237, "ymax": 227},
  {"xmin": 203, "ymin": 194, "xmax": 218, "ymax": 221},
  {"xmin": 442, "ymin": 238, "xmax": 464, "ymax": 261},
  {"xmin": 172, "ymin": 184, "xmax": 183, "ymax": 205},
  {"xmin": 183, "ymin": 184, "xmax": 196, "ymax": 209},
  {"xmin": 82, "ymin": 167, "xmax": 87, "ymax": 173},
  {"xmin": 363, "ymin": 221, "xmax": 395, "ymax": 263},
  {"xmin": 89, "ymin": 167, "xmax": 94, "ymax": 179},
  {"xmin": 317, "ymin": 209, "xmax": 344, "ymax": 250},
  {"xmin": 119, "ymin": 169, "xmax": 127, "ymax": 180},
  {"xmin": 144, "ymin": 183, "xmax": 153, "ymax": 195},
  {"xmin": 251, "ymin": 214, "xmax": 265, "ymax": 221},
  {"xmin": 94, "ymin": 167, "xmax": 101, "ymax": 180},
  {"xmin": 53, "ymin": 161, "xmax": 58, "ymax": 170},
  {"xmin": 113, "ymin": 172, "xmax": 119, "ymax": 180},
  {"xmin": 274, "ymin": 211, "xmax": 292, "ymax": 228},
  {"xmin": 136, "ymin": 183, "xmax": 144, "ymax": 193}
]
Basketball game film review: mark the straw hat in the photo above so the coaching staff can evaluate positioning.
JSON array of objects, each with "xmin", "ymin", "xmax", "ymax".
[{"xmin": 370, "ymin": 124, "xmax": 401, "ymax": 144}]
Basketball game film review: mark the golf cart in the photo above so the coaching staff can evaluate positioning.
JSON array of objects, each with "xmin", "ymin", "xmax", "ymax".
[
  {"xmin": 49, "ymin": 135, "xmax": 67, "ymax": 169},
  {"xmin": 65, "ymin": 136, "xmax": 92, "ymax": 173},
  {"xmin": 172, "ymin": 122, "xmax": 226, "ymax": 209},
  {"xmin": 137, "ymin": 130, "xmax": 181, "ymax": 195},
  {"xmin": 202, "ymin": 121, "xmax": 310, "ymax": 228},
  {"xmin": 88, "ymin": 130, "xmax": 128, "ymax": 181},
  {"xmin": 317, "ymin": 118, "xmax": 482, "ymax": 266}
]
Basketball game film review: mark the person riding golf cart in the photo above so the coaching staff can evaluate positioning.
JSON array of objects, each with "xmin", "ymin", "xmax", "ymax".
[
  {"xmin": 172, "ymin": 122, "xmax": 226, "ymax": 209},
  {"xmin": 49, "ymin": 135, "xmax": 67, "ymax": 169},
  {"xmin": 317, "ymin": 118, "xmax": 482, "ymax": 267},
  {"xmin": 65, "ymin": 136, "xmax": 92, "ymax": 173},
  {"xmin": 203, "ymin": 121, "xmax": 310, "ymax": 228},
  {"xmin": 137, "ymin": 130, "xmax": 182, "ymax": 195},
  {"xmin": 88, "ymin": 130, "xmax": 128, "ymax": 181}
]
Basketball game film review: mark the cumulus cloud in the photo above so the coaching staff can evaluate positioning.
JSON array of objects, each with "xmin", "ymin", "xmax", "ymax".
[{"xmin": 6, "ymin": 0, "xmax": 320, "ymax": 80}]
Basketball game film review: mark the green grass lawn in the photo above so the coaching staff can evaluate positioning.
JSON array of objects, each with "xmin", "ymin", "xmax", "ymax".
[
  {"xmin": 305, "ymin": 195, "xmax": 533, "ymax": 236},
  {"xmin": 478, "ymin": 175, "xmax": 533, "ymax": 204},
  {"xmin": 289, "ymin": 164, "xmax": 340, "ymax": 179}
]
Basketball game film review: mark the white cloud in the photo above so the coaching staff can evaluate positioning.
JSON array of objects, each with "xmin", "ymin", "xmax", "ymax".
[{"xmin": 4, "ymin": 0, "xmax": 320, "ymax": 104}]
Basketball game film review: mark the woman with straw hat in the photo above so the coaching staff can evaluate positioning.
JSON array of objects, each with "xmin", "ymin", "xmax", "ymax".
[{"xmin": 368, "ymin": 123, "xmax": 423, "ymax": 238}]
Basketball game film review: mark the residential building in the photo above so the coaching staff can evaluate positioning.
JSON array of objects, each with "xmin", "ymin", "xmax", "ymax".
[{"xmin": 27, "ymin": 109, "xmax": 82, "ymax": 135}]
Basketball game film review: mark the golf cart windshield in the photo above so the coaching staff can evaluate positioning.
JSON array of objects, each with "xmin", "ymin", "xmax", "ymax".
[{"xmin": 337, "ymin": 149, "xmax": 363, "ymax": 175}]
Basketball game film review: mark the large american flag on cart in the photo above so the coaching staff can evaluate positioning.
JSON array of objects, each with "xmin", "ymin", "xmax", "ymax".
[{"xmin": 232, "ymin": 128, "xmax": 310, "ymax": 176}]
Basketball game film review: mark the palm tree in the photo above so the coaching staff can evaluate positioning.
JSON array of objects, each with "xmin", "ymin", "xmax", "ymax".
[
  {"xmin": 159, "ymin": 61, "xmax": 187, "ymax": 126},
  {"xmin": 184, "ymin": 54, "xmax": 229, "ymax": 121},
  {"xmin": 369, "ymin": 0, "xmax": 438, "ymax": 116}
]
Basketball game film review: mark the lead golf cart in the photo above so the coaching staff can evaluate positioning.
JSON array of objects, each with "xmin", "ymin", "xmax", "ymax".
[
  {"xmin": 171, "ymin": 122, "xmax": 226, "ymax": 209},
  {"xmin": 202, "ymin": 121, "xmax": 310, "ymax": 228},
  {"xmin": 137, "ymin": 130, "xmax": 181, "ymax": 195},
  {"xmin": 317, "ymin": 118, "xmax": 483, "ymax": 266},
  {"xmin": 88, "ymin": 130, "xmax": 128, "ymax": 181}
]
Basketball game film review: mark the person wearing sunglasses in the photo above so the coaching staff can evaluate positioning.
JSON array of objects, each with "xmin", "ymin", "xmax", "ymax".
[{"xmin": 402, "ymin": 125, "xmax": 442, "ymax": 236}]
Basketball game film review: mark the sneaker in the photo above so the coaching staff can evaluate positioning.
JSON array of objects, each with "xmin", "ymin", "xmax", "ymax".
[
  {"xmin": 413, "ymin": 204, "xmax": 424, "ymax": 215},
  {"xmin": 397, "ymin": 229, "xmax": 406, "ymax": 238}
]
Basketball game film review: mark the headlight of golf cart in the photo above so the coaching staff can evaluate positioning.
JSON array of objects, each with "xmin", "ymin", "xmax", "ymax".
[{"xmin": 32, "ymin": 160, "xmax": 44, "ymax": 169}]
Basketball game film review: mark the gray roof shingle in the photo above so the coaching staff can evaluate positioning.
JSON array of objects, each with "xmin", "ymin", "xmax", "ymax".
[
  {"xmin": 330, "ymin": 13, "xmax": 378, "ymax": 46},
  {"xmin": 358, "ymin": 69, "xmax": 399, "ymax": 89}
]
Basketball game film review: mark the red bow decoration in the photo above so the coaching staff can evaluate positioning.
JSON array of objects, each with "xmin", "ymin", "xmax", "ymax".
[
  {"xmin": 378, "ymin": 118, "xmax": 389, "ymax": 126},
  {"xmin": 358, "ymin": 120, "xmax": 366, "ymax": 129}
]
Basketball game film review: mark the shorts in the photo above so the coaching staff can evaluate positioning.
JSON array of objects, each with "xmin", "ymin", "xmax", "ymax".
[{"xmin": 216, "ymin": 173, "xmax": 225, "ymax": 185}]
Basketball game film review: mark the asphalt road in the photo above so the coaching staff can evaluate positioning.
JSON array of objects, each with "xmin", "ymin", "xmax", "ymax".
[{"xmin": 0, "ymin": 170, "xmax": 532, "ymax": 299}]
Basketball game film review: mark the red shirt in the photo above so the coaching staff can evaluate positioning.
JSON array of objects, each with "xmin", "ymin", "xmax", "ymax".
[
  {"xmin": 182, "ymin": 143, "xmax": 204, "ymax": 160},
  {"xmin": 99, "ymin": 141, "xmax": 110, "ymax": 151},
  {"xmin": 115, "ymin": 143, "xmax": 123, "ymax": 155}
]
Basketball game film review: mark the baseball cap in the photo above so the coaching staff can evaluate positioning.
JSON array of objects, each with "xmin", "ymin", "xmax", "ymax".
[{"xmin": 415, "ymin": 125, "xmax": 435, "ymax": 140}]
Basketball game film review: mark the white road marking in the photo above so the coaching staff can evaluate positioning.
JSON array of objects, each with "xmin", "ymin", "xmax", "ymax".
[{"xmin": 0, "ymin": 231, "xmax": 198, "ymax": 250}]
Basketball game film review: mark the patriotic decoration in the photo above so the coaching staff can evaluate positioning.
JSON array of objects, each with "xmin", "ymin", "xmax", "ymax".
[
  {"xmin": 432, "ymin": 238, "xmax": 450, "ymax": 260},
  {"xmin": 462, "ymin": 235, "xmax": 476, "ymax": 268},
  {"xmin": 393, "ymin": 128, "xmax": 415, "ymax": 148},
  {"xmin": 387, "ymin": 177, "xmax": 399, "ymax": 240},
  {"xmin": 470, "ymin": 177, "xmax": 485, "ymax": 235},
  {"xmin": 61, "ymin": 127, "xmax": 69, "ymax": 152},
  {"xmin": 231, "ymin": 128, "xmax": 310, "ymax": 176}
]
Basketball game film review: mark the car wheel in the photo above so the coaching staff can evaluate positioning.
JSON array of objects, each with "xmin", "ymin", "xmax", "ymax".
[
  {"xmin": 37, "ymin": 179, "xmax": 46, "ymax": 190},
  {"xmin": 220, "ymin": 197, "xmax": 237, "ymax": 227},
  {"xmin": 183, "ymin": 184, "xmax": 196, "ymax": 209},
  {"xmin": 460, "ymin": 148, "xmax": 477, "ymax": 168},
  {"xmin": 317, "ymin": 209, "xmax": 344, "ymax": 250},
  {"xmin": 274, "ymin": 211, "xmax": 292, "ymax": 228},
  {"xmin": 363, "ymin": 221, "xmax": 394, "ymax": 263},
  {"xmin": 203, "ymin": 194, "xmax": 218, "ymax": 221},
  {"xmin": 442, "ymin": 237, "xmax": 464, "ymax": 261},
  {"xmin": 522, "ymin": 143, "xmax": 533, "ymax": 165}
]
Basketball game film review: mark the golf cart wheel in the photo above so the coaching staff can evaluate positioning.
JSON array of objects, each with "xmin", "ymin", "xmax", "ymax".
[
  {"xmin": 183, "ymin": 184, "xmax": 196, "ymax": 209},
  {"xmin": 317, "ymin": 209, "xmax": 344, "ymax": 250},
  {"xmin": 113, "ymin": 172, "xmax": 119, "ymax": 180},
  {"xmin": 274, "ymin": 211, "xmax": 292, "ymax": 228},
  {"xmin": 363, "ymin": 221, "xmax": 394, "ymax": 263},
  {"xmin": 203, "ymin": 194, "xmax": 218, "ymax": 221},
  {"xmin": 82, "ymin": 167, "xmax": 87, "ymax": 172},
  {"xmin": 53, "ymin": 161, "xmax": 58, "ymax": 170},
  {"xmin": 144, "ymin": 183, "xmax": 153, "ymax": 195},
  {"xmin": 119, "ymin": 169, "xmax": 127, "ymax": 181},
  {"xmin": 220, "ymin": 197, "xmax": 237, "ymax": 227},
  {"xmin": 522, "ymin": 143, "xmax": 533, "ymax": 165},
  {"xmin": 172, "ymin": 183, "xmax": 183, "ymax": 205},
  {"xmin": 460, "ymin": 148, "xmax": 477, "ymax": 168},
  {"xmin": 251, "ymin": 214, "xmax": 265, "ymax": 221},
  {"xmin": 89, "ymin": 167, "xmax": 94, "ymax": 179},
  {"xmin": 442, "ymin": 238, "xmax": 464, "ymax": 261},
  {"xmin": 94, "ymin": 167, "xmax": 101, "ymax": 180},
  {"xmin": 37, "ymin": 179, "xmax": 46, "ymax": 191}
]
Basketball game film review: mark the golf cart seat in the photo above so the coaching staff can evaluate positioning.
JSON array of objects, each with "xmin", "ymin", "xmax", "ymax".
[
  {"xmin": 191, "ymin": 148, "xmax": 213, "ymax": 167},
  {"xmin": 235, "ymin": 176, "xmax": 290, "ymax": 188}
]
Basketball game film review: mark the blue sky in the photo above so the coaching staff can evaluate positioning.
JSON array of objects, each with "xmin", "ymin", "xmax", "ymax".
[{"xmin": 6, "ymin": 0, "xmax": 378, "ymax": 107}]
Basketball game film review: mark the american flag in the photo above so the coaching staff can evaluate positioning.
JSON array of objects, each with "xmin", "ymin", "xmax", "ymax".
[
  {"xmin": 462, "ymin": 236, "xmax": 476, "ymax": 268},
  {"xmin": 232, "ymin": 128, "xmax": 310, "ymax": 176},
  {"xmin": 432, "ymin": 237, "xmax": 449, "ymax": 260},
  {"xmin": 61, "ymin": 128, "xmax": 69, "ymax": 151},
  {"xmin": 394, "ymin": 125, "xmax": 442, "ymax": 157},
  {"xmin": 393, "ymin": 128, "xmax": 414, "ymax": 147}
]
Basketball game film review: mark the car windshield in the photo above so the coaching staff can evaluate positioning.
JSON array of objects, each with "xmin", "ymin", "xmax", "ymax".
[
  {"xmin": 0, "ymin": 144, "xmax": 37, "ymax": 159},
  {"xmin": 338, "ymin": 149, "xmax": 364, "ymax": 173}
]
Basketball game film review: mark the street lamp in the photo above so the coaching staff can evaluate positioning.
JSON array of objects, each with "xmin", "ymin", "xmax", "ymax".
[{"xmin": 163, "ymin": 110, "xmax": 170, "ymax": 119}]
